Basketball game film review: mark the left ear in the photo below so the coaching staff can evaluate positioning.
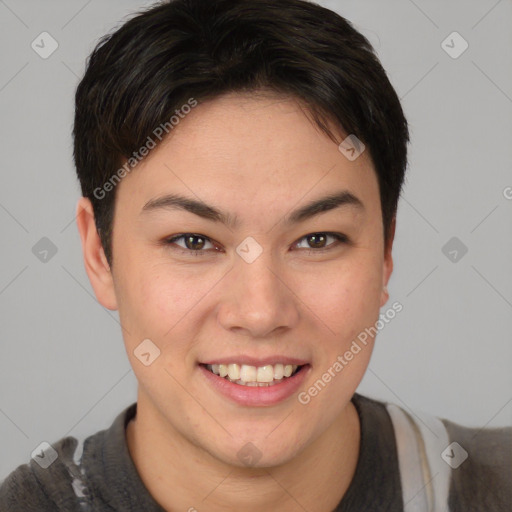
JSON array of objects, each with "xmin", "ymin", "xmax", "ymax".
[
  {"xmin": 380, "ymin": 215, "xmax": 395, "ymax": 307},
  {"xmin": 75, "ymin": 197, "xmax": 118, "ymax": 311}
]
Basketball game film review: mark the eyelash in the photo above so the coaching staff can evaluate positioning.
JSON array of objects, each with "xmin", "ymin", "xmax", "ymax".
[{"xmin": 163, "ymin": 232, "xmax": 349, "ymax": 257}]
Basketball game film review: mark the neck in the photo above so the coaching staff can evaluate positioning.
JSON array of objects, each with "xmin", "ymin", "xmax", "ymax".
[{"xmin": 126, "ymin": 394, "xmax": 360, "ymax": 512}]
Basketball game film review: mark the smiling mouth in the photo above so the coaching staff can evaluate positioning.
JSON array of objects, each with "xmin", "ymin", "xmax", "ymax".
[{"xmin": 201, "ymin": 363, "xmax": 305, "ymax": 387}]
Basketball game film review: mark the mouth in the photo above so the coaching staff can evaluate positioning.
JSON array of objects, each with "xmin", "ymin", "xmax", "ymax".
[
  {"xmin": 201, "ymin": 362, "xmax": 306, "ymax": 387},
  {"xmin": 198, "ymin": 360, "xmax": 310, "ymax": 406}
]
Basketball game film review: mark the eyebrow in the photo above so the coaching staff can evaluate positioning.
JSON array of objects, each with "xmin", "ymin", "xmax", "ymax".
[{"xmin": 141, "ymin": 190, "xmax": 364, "ymax": 228}]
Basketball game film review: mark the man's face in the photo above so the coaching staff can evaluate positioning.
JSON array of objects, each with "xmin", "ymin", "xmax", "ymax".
[{"xmin": 105, "ymin": 92, "xmax": 392, "ymax": 467}]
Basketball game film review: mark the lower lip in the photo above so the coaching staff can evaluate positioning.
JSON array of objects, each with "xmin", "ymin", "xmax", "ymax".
[{"xmin": 199, "ymin": 364, "xmax": 310, "ymax": 407}]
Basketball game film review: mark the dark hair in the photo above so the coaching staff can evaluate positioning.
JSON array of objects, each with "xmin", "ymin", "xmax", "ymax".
[{"xmin": 73, "ymin": 0, "xmax": 409, "ymax": 266}]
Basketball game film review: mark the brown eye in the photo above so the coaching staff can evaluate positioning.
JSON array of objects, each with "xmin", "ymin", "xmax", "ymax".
[
  {"xmin": 164, "ymin": 233, "xmax": 217, "ymax": 256},
  {"xmin": 183, "ymin": 234, "xmax": 207, "ymax": 250},
  {"xmin": 294, "ymin": 232, "xmax": 348, "ymax": 252},
  {"xmin": 306, "ymin": 233, "xmax": 328, "ymax": 249}
]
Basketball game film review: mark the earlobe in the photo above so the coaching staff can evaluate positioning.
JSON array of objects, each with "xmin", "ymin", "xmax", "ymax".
[
  {"xmin": 75, "ymin": 197, "xmax": 118, "ymax": 311},
  {"xmin": 380, "ymin": 216, "xmax": 396, "ymax": 307},
  {"xmin": 380, "ymin": 285, "xmax": 389, "ymax": 307}
]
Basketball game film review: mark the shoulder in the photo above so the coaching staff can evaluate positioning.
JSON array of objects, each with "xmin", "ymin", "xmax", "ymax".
[
  {"xmin": 441, "ymin": 418, "xmax": 512, "ymax": 511},
  {"xmin": 0, "ymin": 436, "xmax": 86, "ymax": 512},
  {"xmin": 380, "ymin": 396, "xmax": 512, "ymax": 512},
  {"xmin": 0, "ymin": 403, "xmax": 136, "ymax": 512},
  {"xmin": 0, "ymin": 461, "xmax": 52, "ymax": 511}
]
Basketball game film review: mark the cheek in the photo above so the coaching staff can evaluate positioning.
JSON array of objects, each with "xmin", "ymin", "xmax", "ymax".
[
  {"xmin": 112, "ymin": 253, "xmax": 183, "ymax": 344},
  {"xmin": 297, "ymin": 259, "xmax": 382, "ymax": 416},
  {"xmin": 129, "ymin": 264, "xmax": 213, "ymax": 367},
  {"xmin": 137, "ymin": 267, "xmax": 190, "ymax": 335},
  {"xmin": 301, "ymin": 254, "xmax": 383, "ymax": 338},
  {"xmin": 345, "ymin": 262, "xmax": 383, "ymax": 331},
  {"xmin": 116, "ymin": 264, "xmax": 195, "ymax": 384}
]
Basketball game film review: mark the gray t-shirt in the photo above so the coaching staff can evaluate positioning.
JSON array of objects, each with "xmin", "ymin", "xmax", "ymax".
[{"xmin": 1, "ymin": 393, "xmax": 510, "ymax": 511}]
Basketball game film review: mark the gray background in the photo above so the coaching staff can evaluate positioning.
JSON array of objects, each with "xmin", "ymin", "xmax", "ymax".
[{"xmin": 1, "ymin": 0, "xmax": 511, "ymax": 482}]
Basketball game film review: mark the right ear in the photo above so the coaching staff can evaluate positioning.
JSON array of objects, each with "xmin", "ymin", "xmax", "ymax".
[{"xmin": 75, "ymin": 197, "xmax": 118, "ymax": 311}]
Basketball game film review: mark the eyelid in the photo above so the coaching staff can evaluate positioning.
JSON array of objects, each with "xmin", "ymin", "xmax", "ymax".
[
  {"xmin": 294, "ymin": 232, "xmax": 349, "ymax": 250},
  {"xmin": 164, "ymin": 233, "xmax": 219, "ymax": 255},
  {"xmin": 163, "ymin": 232, "xmax": 349, "ymax": 256}
]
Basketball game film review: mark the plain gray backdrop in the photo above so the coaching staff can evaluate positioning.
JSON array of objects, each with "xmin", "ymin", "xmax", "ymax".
[{"xmin": 1, "ymin": 0, "xmax": 511, "ymax": 482}]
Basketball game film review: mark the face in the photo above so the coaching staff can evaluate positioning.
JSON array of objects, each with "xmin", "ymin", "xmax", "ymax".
[{"xmin": 82, "ymin": 92, "xmax": 393, "ymax": 468}]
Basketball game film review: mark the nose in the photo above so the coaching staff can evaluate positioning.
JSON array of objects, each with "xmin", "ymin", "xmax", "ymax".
[{"xmin": 216, "ymin": 245, "xmax": 300, "ymax": 338}]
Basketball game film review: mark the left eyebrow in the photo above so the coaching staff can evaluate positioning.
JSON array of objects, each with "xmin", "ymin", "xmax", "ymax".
[
  {"xmin": 284, "ymin": 190, "xmax": 365, "ymax": 225},
  {"xmin": 140, "ymin": 190, "xmax": 364, "ymax": 228}
]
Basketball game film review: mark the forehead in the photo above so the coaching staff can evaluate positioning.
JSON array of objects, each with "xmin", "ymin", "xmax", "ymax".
[{"xmin": 115, "ymin": 92, "xmax": 380, "ymax": 221}]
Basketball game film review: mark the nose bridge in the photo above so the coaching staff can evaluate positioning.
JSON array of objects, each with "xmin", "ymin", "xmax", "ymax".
[
  {"xmin": 234, "ymin": 236, "xmax": 282, "ymax": 305},
  {"xmin": 219, "ymin": 235, "xmax": 298, "ymax": 335}
]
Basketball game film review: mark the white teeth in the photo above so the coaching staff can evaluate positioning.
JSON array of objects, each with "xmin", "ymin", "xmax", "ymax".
[
  {"xmin": 273, "ymin": 363, "xmax": 284, "ymax": 380},
  {"xmin": 227, "ymin": 363, "xmax": 240, "ymax": 380},
  {"xmin": 205, "ymin": 362, "xmax": 301, "ymax": 386},
  {"xmin": 235, "ymin": 379, "xmax": 276, "ymax": 387},
  {"xmin": 256, "ymin": 365, "xmax": 274, "ymax": 383},
  {"xmin": 240, "ymin": 364, "xmax": 257, "ymax": 382}
]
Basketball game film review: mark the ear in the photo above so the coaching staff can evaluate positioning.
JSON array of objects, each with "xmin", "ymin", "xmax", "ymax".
[
  {"xmin": 380, "ymin": 216, "xmax": 395, "ymax": 307},
  {"xmin": 75, "ymin": 197, "xmax": 118, "ymax": 311}
]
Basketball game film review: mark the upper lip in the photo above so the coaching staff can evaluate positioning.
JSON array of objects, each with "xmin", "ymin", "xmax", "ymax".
[{"xmin": 200, "ymin": 356, "xmax": 309, "ymax": 366}]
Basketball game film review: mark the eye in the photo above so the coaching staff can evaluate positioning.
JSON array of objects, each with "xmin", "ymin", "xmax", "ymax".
[
  {"xmin": 294, "ymin": 232, "xmax": 348, "ymax": 253},
  {"xmin": 163, "ymin": 231, "xmax": 349, "ymax": 257},
  {"xmin": 164, "ymin": 233, "xmax": 218, "ymax": 256}
]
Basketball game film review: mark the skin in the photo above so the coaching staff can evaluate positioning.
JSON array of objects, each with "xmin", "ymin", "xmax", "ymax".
[{"xmin": 76, "ymin": 92, "xmax": 395, "ymax": 512}]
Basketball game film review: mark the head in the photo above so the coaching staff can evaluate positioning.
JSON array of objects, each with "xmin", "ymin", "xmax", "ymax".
[{"xmin": 74, "ymin": 0, "xmax": 409, "ymax": 468}]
